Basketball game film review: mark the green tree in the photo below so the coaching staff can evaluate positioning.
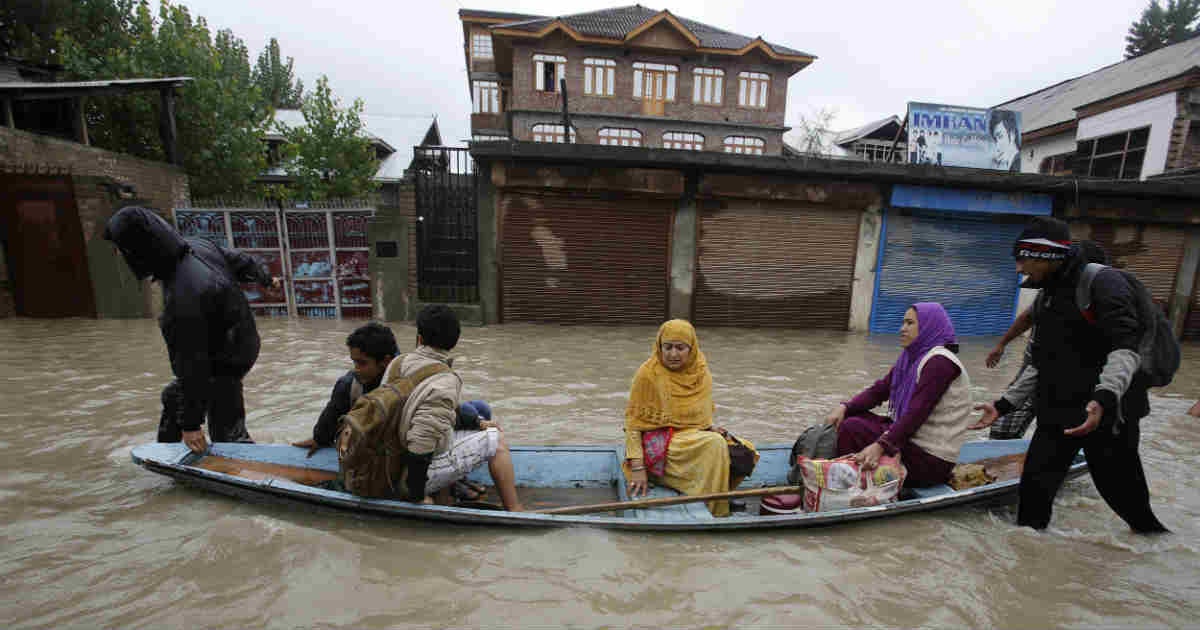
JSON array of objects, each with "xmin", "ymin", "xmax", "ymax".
[
  {"xmin": 1125, "ymin": 0, "xmax": 1200, "ymax": 58},
  {"xmin": 252, "ymin": 38, "xmax": 304, "ymax": 110},
  {"xmin": 0, "ymin": 0, "xmax": 132, "ymax": 65},
  {"xmin": 56, "ymin": 0, "xmax": 267, "ymax": 198},
  {"xmin": 276, "ymin": 76, "xmax": 377, "ymax": 201}
]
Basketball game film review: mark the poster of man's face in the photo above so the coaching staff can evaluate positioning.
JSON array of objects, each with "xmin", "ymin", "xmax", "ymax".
[{"xmin": 906, "ymin": 103, "xmax": 1021, "ymax": 171}]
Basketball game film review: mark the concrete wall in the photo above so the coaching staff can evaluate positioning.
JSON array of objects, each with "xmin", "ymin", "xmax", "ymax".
[
  {"xmin": 1077, "ymin": 91, "xmax": 1176, "ymax": 179},
  {"xmin": 848, "ymin": 202, "xmax": 884, "ymax": 331},
  {"xmin": 1020, "ymin": 132, "xmax": 1077, "ymax": 175},
  {"xmin": 371, "ymin": 180, "xmax": 416, "ymax": 322}
]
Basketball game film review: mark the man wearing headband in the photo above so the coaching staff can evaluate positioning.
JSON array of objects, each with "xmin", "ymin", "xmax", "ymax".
[{"xmin": 973, "ymin": 217, "xmax": 1168, "ymax": 533}]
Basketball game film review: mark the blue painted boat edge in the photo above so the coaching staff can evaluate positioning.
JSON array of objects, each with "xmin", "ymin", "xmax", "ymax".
[{"xmin": 129, "ymin": 439, "xmax": 1080, "ymax": 531}]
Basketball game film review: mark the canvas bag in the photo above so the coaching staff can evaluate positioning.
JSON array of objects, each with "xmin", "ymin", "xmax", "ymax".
[
  {"xmin": 791, "ymin": 455, "xmax": 906, "ymax": 513},
  {"xmin": 789, "ymin": 423, "xmax": 839, "ymax": 463},
  {"xmin": 1076, "ymin": 263, "xmax": 1180, "ymax": 388},
  {"xmin": 336, "ymin": 360, "xmax": 450, "ymax": 498}
]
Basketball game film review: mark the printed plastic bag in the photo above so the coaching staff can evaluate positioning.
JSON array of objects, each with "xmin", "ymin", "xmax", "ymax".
[{"xmin": 793, "ymin": 455, "xmax": 906, "ymax": 512}]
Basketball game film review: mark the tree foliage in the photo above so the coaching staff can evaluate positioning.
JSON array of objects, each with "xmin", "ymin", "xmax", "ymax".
[
  {"xmin": 275, "ymin": 76, "xmax": 378, "ymax": 201},
  {"xmin": 1125, "ymin": 0, "xmax": 1200, "ymax": 58},
  {"xmin": 56, "ymin": 0, "xmax": 267, "ymax": 198},
  {"xmin": 253, "ymin": 38, "xmax": 304, "ymax": 110}
]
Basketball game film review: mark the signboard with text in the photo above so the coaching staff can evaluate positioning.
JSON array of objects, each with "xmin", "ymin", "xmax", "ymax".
[{"xmin": 906, "ymin": 102, "xmax": 1022, "ymax": 171}]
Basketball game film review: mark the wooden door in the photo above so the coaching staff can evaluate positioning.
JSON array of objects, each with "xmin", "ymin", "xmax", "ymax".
[
  {"xmin": 641, "ymin": 70, "xmax": 667, "ymax": 116},
  {"xmin": 0, "ymin": 174, "xmax": 96, "ymax": 317}
]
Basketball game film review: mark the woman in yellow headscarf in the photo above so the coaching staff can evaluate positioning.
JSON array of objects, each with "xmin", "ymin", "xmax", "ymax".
[{"xmin": 624, "ymin": 319, "xmax": 756, "ymax": 517}]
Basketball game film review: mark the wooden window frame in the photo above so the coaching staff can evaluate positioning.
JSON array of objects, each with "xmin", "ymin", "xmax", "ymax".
[
  {"xmin": 1076, "ymin": 126, "xmax": 1149, "ymax": 180},
  {"xmin": 531, "ymin": 123, "xmax": 576, "ymax": 143},
  {"xmin": 737, "ymin": 71, "xmax": 770, "ymax": 109},
  {"xmin": 583, "ymin": 58, "xmax": 617, "ymax": 97},
  {"xmin": 723, "ymin": 135, "xmax": 764, "ymax": 155},
  {"xmin": 471, "ymin": 33, "xmax": 493, "ymax": 60},
  {"xmin": 472, "ymin": 81, "xmax": 501, "ymax": 114},
  {"xmin": 533, "ymin": 54, "xmax": 567, "ymax": 93},
  {"xmin": 692, "ymin": 67, "xmax": 724, "ymax": 106},
  {"xmin": 662, "ymin": 131, "xmax": 704, "ymax": 151},
  {"xmin": 598, "ymin": 127, "xmax": 642, "ymax": 147},
  {"xmin": 632, "ymin": 62, "xmax": 678, "ymax": 101}
]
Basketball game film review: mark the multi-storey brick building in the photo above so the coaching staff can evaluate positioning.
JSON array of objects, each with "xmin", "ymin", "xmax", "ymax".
[{"xmin": 459, "ymin": 6, "xmax": 814, "ymax": 155}]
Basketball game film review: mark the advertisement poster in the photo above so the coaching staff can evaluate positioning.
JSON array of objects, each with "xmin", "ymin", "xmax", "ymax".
[{"xmin": 906, "ymin": 102, "xmax": 1021, "ymax": 171}]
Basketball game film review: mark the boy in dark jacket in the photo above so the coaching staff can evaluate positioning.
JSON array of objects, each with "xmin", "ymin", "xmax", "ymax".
[
  {"xmin": 973, "ymin": 217, "xmax": 1167, "ymax": 533},
  {"xmin": 104, "ymin": 206, "xmax": 277, "ymax": 453}
]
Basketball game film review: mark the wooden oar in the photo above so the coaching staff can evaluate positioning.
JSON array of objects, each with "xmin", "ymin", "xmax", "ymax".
[{"xmin": 533, "ymin": 485, "xmax": 803, "ymax": 516}]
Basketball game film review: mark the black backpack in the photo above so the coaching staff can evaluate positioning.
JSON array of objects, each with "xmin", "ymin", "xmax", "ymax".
[{"xmin": 1075, "ymin": 263, "xmax": 1180, "ymax": 388}]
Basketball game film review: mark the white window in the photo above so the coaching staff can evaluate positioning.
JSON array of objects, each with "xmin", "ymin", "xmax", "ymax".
[
  {"xmin": 472, "ymin": 134, "xmax": 508, "ymax": 142},
  {"xmin": 738, "ymin": 71, "xmax": 770, "ymax": 108},
  {"xmin": 598, "ymin": 128, "xmax": 642, "ymax": 147},
  {"xmin": 633, "ymin": 62, "xmax": 678, "ymax": 101},
  {"xmin": 472, "ymin": 81, "xmax": 500, "ymax": 114},
  {"xmin": 584, "ymin": 58, "xmax": 616, "ymax": 97},
  {"xmin": 663, "ymin": 131, "xmax": 704, "ymax": 150},
  {"xmin": 693, "ymin": 67, "xmax": 724, "ymax": 105},
  {"xmin": 531, "ymin": 123, "xmax": 576, "ymax": 143},
  {"xmin": 534, "ymin": 54, "xmax": 566, "ymax": 92},
  {"xmin": 724, "ymin": 136, "xmax": 764, "ymax": 155},
  {"xmin": 471, "ymin": 33, "xmax": 493, "ymax": 59}
]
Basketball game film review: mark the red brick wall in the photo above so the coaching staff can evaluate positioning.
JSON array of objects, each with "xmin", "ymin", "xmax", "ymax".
[
  {"xmin": 509, "ymin": 111, "xmax": 785, "ymax": 155},
  {"xmin": 0, "ymin": 127, "xmax": 189, "ymax": 214}
]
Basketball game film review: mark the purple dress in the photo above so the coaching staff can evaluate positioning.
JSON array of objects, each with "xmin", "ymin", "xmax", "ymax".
[{"xmin": 838, "ymin": 356, "xmax": 961, "ymax": 487}]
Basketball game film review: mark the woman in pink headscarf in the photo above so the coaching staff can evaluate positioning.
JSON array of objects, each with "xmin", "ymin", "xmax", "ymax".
[{"xmin": 824, "ymin": 302, "xmax": 974, "ymax": 487}]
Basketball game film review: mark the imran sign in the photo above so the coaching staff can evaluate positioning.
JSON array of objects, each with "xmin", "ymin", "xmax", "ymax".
[{"xmin": 906, "ymin": 102, "xmax": 1021, "ymax": 172}]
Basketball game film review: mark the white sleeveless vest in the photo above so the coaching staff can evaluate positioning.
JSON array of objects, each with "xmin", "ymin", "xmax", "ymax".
[{"xmin": 907, "ymin": 346, "xmax": 973, "ymax": 463}]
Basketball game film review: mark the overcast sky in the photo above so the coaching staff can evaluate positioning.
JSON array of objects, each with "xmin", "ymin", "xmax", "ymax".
[{"xmin": 182, "ymin": 0, "xmax": 1149, "ymax": 148}]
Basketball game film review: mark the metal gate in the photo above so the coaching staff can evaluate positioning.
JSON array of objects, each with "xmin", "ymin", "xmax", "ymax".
[
  {"xmin": 175, "ymin": 201, "xmax": 374, "ymax": 318},
  {"xmin": 414, "ymin": 146, "xmax": 479, "ymax": 303}
]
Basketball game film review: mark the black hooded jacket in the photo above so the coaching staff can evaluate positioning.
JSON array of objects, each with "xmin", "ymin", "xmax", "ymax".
[
  {"xmin": 1001, "ymin": 250, "xmax": 1149, "ymax": 428},
  {"xmin": 105, "ymin": 207, "xmax": 272, "ymax": 431}
]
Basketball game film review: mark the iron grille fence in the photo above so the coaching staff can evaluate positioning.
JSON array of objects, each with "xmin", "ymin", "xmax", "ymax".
[{"xmin": 414, "ymin": 146, "xmax": 479, "ymax": 304}]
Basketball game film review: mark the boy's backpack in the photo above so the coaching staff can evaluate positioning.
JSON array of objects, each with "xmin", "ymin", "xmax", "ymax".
[
  {"xmin": 1076, "ymin": 263, "xmax": 1180, "ymax": 388},
  {"xmin": 336, "ymin": 360, "xmax": 451, "ymax": 498}
]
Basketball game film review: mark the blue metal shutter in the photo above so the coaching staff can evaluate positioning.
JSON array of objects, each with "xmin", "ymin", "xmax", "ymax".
[{"xmin": 870, "ymin": 210, "xmax": 1022, "ymax": 336}]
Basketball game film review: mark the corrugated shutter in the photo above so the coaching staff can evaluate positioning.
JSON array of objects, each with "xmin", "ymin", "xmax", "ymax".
[
  {"xmin": 1068, "ymin": 222, "xmax": 1184, "ymax": 310},
  {"xmin": 500, "ymin": 191, "xmax": 673, "ymax": 324},
  {"xmin": 1185, "ymin": 267, "xmax": 1200, "ymax": 340},
  {"xmin": 693, "ymin": 201, "xmax": 859, "ymax": 328},
  {"xmin": 871, "ymin": 211, "xmax": 1023, "ymax": 336}
]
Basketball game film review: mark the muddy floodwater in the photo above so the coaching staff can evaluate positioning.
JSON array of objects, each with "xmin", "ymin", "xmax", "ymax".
[{"xmin": 1, "ymin": 317, "xmax": 1198, "ymax": 628}]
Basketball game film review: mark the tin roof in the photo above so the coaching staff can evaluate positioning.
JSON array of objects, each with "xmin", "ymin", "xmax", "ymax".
[
  {"xmin": 486, "ymin": 5, "xmax": 812, "ymax": 58},
  {"xmin": 996, "ymin": 36, "xmax": 1200, "ymax": 134}
]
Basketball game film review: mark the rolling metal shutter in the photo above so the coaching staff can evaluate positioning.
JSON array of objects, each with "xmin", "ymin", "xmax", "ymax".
[
  {"xmin": 500, "ymin": 191, "xmax": 673, "ymax": 324},
  {"xmin": 1186, "ymin": 273, "xmax": 1200, "ymax": 340},
  {"xmin": 871, "ymin": 211, "xmax": 1023, "ymax": 336},
  {"xmin": 1068, "ymin": 222, "xmax": 1185, "ymax": 310},
  {"xmin": 693, "ymin": 201, "xmax": 859, "ymax": 328}
]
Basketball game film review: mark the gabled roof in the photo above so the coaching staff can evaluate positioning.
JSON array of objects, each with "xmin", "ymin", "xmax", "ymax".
[
  {"xmin": 265, "ymin": 109, "xmax": 441, "ymax": 182},
  {"xmin": 996, "ymin": 35, "xmax": 1200, "ymax": 136},
  {"xmin": 483, "ymin": 5, "xmax": 813, "ymax": 61}
]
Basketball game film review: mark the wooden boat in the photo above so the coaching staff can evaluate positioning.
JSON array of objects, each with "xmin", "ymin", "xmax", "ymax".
[{"xmin": 131, "ymin": 439, "xmax": 1087, "ymax": 531}]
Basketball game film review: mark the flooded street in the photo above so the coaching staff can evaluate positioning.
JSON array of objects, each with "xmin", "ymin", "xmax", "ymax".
[{"xmin": 1, "ymin": 317, "xmax": 1198, "ymax": 628}]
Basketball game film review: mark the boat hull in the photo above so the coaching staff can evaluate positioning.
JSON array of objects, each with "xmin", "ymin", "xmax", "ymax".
[{"xmin": 131, "ymin": 440, "xmax": 1088, "ymax": 531}]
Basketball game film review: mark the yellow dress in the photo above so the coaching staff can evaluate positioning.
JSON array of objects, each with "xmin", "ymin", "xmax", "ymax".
[{"xmin": 623, "ymin": 319, "xmax": 757, "ymax": 517}]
